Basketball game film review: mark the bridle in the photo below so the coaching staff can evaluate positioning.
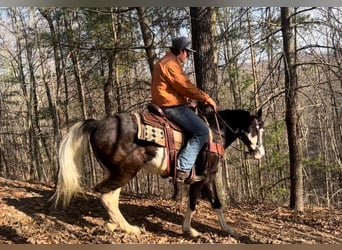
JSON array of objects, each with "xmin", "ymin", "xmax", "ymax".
[
  {"xmin": 254, "ymin": 119, "xmax": 263, "ymax": 150},
  {"xmin": 215, "ymin": 113, "xmax": 263, "ymax": 154}
]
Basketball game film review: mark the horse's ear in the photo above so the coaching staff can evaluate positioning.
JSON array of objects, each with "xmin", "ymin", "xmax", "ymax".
[{"xmin": 257, "ymin": 108, "xmax": 262, "ymax": 119}]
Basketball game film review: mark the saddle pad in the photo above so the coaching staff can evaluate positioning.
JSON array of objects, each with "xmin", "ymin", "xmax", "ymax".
[
  {"xmin": 133, "ymin": 113, "xmax": 184, "ymax": 149},
  {"xmin": 141, "ymin": 124, "xmax": 166, "ymax": 146}
]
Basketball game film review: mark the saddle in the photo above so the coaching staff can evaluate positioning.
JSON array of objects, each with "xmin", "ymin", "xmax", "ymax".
[{"xmin": 133, "ymin": 103, "xmax": 224, "ymax": 179}]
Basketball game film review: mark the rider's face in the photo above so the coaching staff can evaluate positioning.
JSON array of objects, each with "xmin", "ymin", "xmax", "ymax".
[{"xmin": 179, "ymin": 49, "xmax": 189, "ymax": 63}]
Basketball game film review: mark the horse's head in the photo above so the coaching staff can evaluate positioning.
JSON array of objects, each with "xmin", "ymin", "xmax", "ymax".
[{"xmin": 237, "ymin": 108, "xmax": 265, "ymax": 160}]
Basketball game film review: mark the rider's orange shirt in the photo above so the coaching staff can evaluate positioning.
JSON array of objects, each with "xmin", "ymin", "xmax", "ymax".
[{"xmin": 151, "ymin": 52, "xmax": 210, "ymax": 107}]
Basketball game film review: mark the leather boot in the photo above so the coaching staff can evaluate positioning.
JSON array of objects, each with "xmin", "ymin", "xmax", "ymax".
[{"xmin": 176, "ymin": 169, "xmax": 205, "ymax": 184}]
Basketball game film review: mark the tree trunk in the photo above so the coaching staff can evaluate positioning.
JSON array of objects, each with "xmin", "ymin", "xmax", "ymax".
[
  {"xmin": 136, "ymin": 7, "xmax": 157, "ymax": 74},
  {"xmin": 281, "ymin": 7, "xmax": 304, "ymax": 212},
  {"xmin": 246, "ymin": 8, "xmax": 260, "ymax": 109},
  {"xmin": 190, "ymin": 7, "xmax": 218, "ymax": 99},
  {"xmin": 190, "ymin": 7, "xmax": 229, "ymax": 207},
  {"xmin": 17, "ymin": 9, "xmax": 41, "ymax": 181},
  {"xmin": 39, "ymin": 9, "xmax": 62, "ymax": 176},
  {"xmin": 104, "ymin": 51, "xmax": 117, "ymax": 116}
]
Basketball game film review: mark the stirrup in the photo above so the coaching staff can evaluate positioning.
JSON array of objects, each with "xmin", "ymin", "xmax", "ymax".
[
  {"xmin": 175, "ymin": 167, "xmax": 205, "ymax": 184},
  {"xmin": 185, "ymin": 167, "xmax": 205, "ymax": 184}
]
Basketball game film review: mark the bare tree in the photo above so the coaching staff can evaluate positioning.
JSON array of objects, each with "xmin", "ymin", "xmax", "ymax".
[
  {"xmin": 190, "ymin": 7, "xmax": 218, "ymax": 100},
  {"xmin": 136, "ymin": 7, "xmax": 157, "ymax": 74},
  {"xmin": 281, "ymin": 7, "xmax": 304, "ymax": 212}
]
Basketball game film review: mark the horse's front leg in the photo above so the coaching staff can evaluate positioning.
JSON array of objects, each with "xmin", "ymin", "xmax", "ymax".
[
  {"xmin": 182, "ymin": 182, "xmax": 202, "ymax": 237},
  {"xmin": 100, "ymin": 188, "xmax": 141, "ymax": 235},
  {"xmin": 205, "ymin": 181, "xmax": 238, "ymax": 237}
]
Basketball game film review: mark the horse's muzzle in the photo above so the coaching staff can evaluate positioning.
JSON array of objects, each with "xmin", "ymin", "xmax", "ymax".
[{"xmin": 253, "ymin": 145, "xmax": 265, "ymax": 159}]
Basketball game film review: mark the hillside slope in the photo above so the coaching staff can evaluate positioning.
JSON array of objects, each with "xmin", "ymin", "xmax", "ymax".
[{"xmin": 0, "ymin": 177, "xmax": 340, "ymax": 244}]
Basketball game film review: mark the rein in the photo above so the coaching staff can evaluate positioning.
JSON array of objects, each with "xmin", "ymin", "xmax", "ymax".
[
  {"xmin": 213, "ymin": 113, "xmax": 230, "ymax": 176},
  {"xmin": 199, "ymin": 109, "xmax": 260, "ymax": 154},
  {"xmin": 214, "ymin": 113, "xmax": 225, "ymax": 151},
  {"xmin": 215, "ymin": 112, "xmax": 247, "ymax": 153},
  {"xmin": 217, "ymin": 112, "xmax": 263, "ymax": 151},
  {"xmin": 197, "ymin": 109, "xmax": 243, "ymax": 153},
  {"xmin": 213, "ymin": 112, "xmax": 248, "ymax": 169},
  {"xmin": 216, "ymin": 113, "xmax": 239, "ymax": 135}
]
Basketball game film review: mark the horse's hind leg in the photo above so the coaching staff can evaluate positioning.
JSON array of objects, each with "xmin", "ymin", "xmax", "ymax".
[{"xmin": 100, "ymin": 188, "xmax": 141, "ymax": 235}]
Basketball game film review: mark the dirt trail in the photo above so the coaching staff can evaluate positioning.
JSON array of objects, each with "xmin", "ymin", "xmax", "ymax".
[{"xmin": 0, "ymin": 177, "xmax": 341, "ymax": 244}]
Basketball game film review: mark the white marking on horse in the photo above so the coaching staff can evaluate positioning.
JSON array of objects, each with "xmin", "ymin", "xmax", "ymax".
[
  {"xmin": 247, "ymin": 128, "xmax": 265, "ymax": 159},
  {"xmin": 101, "ymin": 188, "xmax": 141, "ymax": 234},
  {"xmin": 142, "ymin": 147, "xmax": 168, "ymax": 176}
]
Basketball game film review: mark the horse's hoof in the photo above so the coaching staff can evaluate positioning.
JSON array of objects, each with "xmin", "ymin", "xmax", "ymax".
[
  {"xmin": 224, "ymin": 228, "xmax": 238, "ymax": 238},
  {"xmin": 105, "ymin": 222, "xmax": 118, "ymax": 232},
  {"xmin": 126, "ymin": 225, "xmax": 141, "ymax": 235},
  {"xmin": 184, "ymin": 228, "xmax": 200, "ymax": 238},
  {"xmin": 105, "ymin": 222, "xmax": 141, "ymax": 235},
  {"xmin": 238, "ymin": 235, "xmax": 256, "ymax": 244}
]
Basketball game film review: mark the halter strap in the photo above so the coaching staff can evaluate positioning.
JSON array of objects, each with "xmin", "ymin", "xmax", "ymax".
[
  {"xmin": 216, "ymin": 113, "xmax": 239, "ymax": 134},
  {"xmin": 254, "ymin": 118, "xmax": 262, "ymax": 149},
  {"xmin": 216, "ymin": 112, "xmax": 262, "ymax": 154}
]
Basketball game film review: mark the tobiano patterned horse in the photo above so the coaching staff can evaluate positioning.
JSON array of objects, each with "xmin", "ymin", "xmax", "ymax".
[{"xmin": 50, "ymin": 107, "xmax": 265, "ymax": 237}]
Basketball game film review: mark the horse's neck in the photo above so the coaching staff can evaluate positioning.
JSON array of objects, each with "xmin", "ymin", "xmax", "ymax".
[{"xmin": 206, "ymin": 110, "xmax": 239, "ymax": 149}]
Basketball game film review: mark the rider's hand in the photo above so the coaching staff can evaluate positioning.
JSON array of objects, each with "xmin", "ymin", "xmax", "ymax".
[
  {"xmin": 206, "ymin": 97, "xmax": 218, "ymax": 113},
  {"xmin": 187, "ymin": 99, "xmax": 197, "ymax": 110}
]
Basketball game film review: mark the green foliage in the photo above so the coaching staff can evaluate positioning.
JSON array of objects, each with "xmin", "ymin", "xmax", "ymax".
[
  {"xmin": 38, "ymin": 106, "xmax": 56, "ymax": 120},
  {"xmin": 303, "ymin": 155, "xmax": 341, "ymax": 173},
  {"xmin": 265, "ymin": 119, "xmax": 287, "ymax": 145},
  {"xmin": 263, "ymin": 120, "xmax": 289, "ymax": 170},
  {"xmin": 303, "ymin": 155, "xmax": 323, "ymax": 169},
  {"xmin": 240, "ymin": 72, "xmax": 253, "ymax": 92},
  {"xmin": 266, "ymin": 187, "xmax": 290, "ymax": 205}
]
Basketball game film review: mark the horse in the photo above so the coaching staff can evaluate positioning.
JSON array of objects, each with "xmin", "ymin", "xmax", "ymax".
[{"xmin": 50, "ymin": 107, "xmax": 265, "ymax": 238}]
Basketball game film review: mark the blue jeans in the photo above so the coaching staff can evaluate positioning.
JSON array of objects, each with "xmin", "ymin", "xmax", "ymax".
[{"xmin": 163, "ymin": 105, "xmax": 209, "ymax": 172}]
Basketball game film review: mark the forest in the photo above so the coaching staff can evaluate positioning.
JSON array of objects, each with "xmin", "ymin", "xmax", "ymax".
[{"xmin": 0, "ymin": 6, "xmax": 341, "ymax": 214}]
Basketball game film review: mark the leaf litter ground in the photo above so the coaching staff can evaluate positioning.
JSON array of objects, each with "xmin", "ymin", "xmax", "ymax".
[{"xmin": 0, "ymin": 177, "xmax": 340, "ymax": 244}]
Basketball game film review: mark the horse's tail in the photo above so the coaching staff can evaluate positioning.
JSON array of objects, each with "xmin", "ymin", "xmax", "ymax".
[{"xmin": 50, "ymin": 119, "xmax": 97, "ymax": 208}]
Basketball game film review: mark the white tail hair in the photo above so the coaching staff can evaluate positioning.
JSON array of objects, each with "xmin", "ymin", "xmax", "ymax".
[{"xmin": 50, "ymin": 121, "xmax": 90, "ymax": 207}]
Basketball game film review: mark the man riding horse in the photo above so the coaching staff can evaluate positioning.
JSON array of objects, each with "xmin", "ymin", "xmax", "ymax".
[
  {"xmin": 51, "ymin": 36, "xmax": 265, "ymax": 237},
  {"xmin": 151, "ymin": 36, "xmax": 218, "ymax": 184}
]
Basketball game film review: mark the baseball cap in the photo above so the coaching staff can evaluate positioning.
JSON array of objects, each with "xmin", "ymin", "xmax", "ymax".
[{"xmin": 171, "ymin": 36, "xmax": 196, "ymax": 53}]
